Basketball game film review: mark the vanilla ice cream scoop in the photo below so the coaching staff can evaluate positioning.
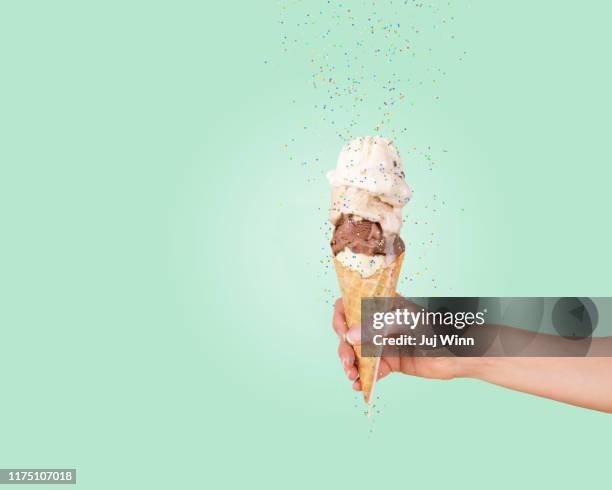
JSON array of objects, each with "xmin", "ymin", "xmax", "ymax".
[{"xmin": 327, "ymin": 135, "xmax": 412, "ymax": 208}]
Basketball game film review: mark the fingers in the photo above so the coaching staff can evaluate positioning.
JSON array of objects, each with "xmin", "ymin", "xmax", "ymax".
[
  {"xmin": 338, "ymin": 339, "xmax": 358, "ymax": 382},
  {"xmin": 332, "ymin": 298, "xmax": 347, "ymax": 337},
  {"xmin": 346, "ymin": 365, "xmax": 359, "ymax": 382},
  {"xmin": 335, "ymin": 297, "xmax": 345, "ymax": 315},
  {"xmin": 377, "ymin": 359, "xmax": 393, "ymax": 380},
  {"xmin": 351, "ymin": 359, "xmax": 394, "ymax": 393},
  {"xmin": 338, "ymin": 341, "xmax": 355, "ymax": 368},
  {"xmin": 334, "ymin": 300, "xmax": 398, "ymax": 393}
]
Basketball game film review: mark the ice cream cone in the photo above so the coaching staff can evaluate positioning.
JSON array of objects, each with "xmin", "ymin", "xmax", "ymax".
[{"xmin": 333, "ymin": 253, "xmax": 404, "ymax": 403}]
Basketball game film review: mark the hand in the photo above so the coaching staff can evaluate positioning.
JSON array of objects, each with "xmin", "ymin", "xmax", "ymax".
[
  {"xmin": 332, "ymin": 298, "xmax": 466, "ymax": 393},
  {"xmin": 334, "ymin": 299, "xmax": 612, "ymax": 412}
]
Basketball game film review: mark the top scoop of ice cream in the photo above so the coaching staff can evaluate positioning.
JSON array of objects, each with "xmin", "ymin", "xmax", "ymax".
[{"xmin": 326, "ymin": 136, "xmax": 412, "ymax": 208}]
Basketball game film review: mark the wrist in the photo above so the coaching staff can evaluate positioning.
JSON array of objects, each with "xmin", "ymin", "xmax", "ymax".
[{"xmin": 454, "ymin": 357, "xmax": 492, "ymax": 379}]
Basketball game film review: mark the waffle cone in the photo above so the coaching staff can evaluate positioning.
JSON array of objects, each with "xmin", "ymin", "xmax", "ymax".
[{"xmin": 333, "ymin": 253, "xmax": 404, "ymax": 403}]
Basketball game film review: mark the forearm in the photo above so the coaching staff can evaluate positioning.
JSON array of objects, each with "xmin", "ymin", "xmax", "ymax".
[{"xmin": 460, "ymin": 356, "xmax": 612, "ymax": 413}]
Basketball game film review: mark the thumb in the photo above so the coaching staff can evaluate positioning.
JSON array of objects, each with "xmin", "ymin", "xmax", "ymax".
[{"xmin": 346, "ymin": 326, "xmax": 361, "ymax": 346}]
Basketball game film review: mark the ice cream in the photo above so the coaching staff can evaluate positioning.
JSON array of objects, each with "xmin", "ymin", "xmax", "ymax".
[
  {"xmin": 327, "ymin": 135, "xmax": 412, "ymax": 210},
  {"xmin": 331, "ymin": 214, "xmax": 405, "ymax": 256},
  {"xmin": 329, "ymin": 186, "xmax": 404, "ymax": 238},
  {"xmin": 327, "ymin": 136, "xmax": 411, "ymax": 277},
  {"xmin": 328, "ymin": 136, "xmax": 411, "ymax": 404},
  {"xmin": 336, "ymin": 249, "xmax": 387, "ymax": 279}
]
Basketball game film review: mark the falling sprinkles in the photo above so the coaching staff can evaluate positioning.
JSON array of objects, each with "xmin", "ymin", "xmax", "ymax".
[{"xmin": 275, "ymin": 0, "xmax": 469, "ymax": 301}]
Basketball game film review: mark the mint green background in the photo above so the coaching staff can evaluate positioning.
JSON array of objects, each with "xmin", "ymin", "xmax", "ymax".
[{"xmin": 1, "ymin": 1, "xmax": 611, "ymax": 489}]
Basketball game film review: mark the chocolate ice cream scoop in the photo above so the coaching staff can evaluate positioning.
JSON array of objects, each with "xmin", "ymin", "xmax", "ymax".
[{"xmin": 330, "ymin": 214, "xmax": 405, "ymax": 257}]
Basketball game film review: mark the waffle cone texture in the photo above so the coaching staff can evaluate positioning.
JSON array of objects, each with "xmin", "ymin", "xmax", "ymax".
[{"xmin": 333, "ymin": 253, "xmax": 404, "ymax": 403}]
